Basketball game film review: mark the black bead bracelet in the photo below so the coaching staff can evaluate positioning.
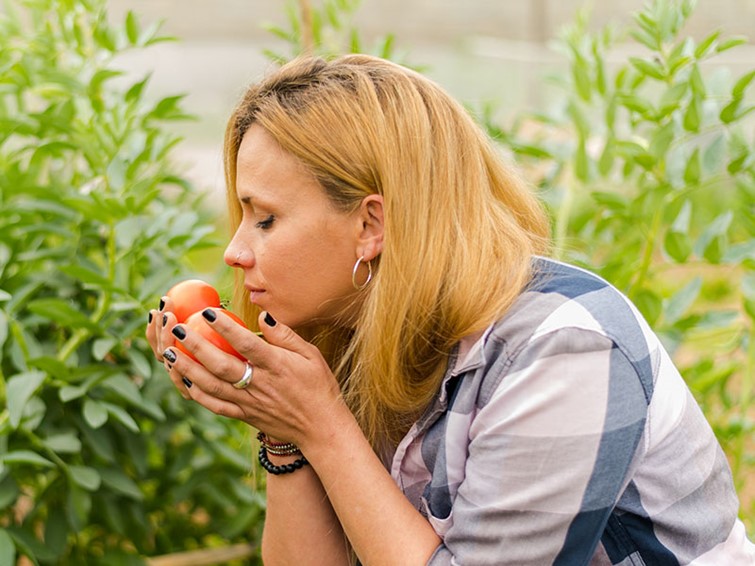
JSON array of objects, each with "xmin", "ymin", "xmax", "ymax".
[{"xmin": 258, "ymin": 446, "xmax": 309, "ymax": 475}]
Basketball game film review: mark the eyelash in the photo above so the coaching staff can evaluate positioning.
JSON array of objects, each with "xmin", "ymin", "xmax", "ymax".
[{"xmin": 255, "ymin": 215, "xmax": 275, "ymax": 230}]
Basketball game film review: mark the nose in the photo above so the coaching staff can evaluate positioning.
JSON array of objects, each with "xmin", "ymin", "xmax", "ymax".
[{"xmin": 224, "ymin": 235, "xmax": 254, "ymax": 268}]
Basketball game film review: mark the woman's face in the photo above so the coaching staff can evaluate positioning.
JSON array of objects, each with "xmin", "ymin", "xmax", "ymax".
[{"xmin": 224, "ymin": 125, "xmax": 364, "ymax": 330}]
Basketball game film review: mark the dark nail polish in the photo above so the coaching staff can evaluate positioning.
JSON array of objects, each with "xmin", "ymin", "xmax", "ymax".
[
  {"xmin": 159, "ymin": 298, "xmax": 165, "ymax": 311},
  {"xmin": 182, "ymin": 377, "xmax": 193, "ymax": 388},
  {"xmin": 264, "ymin": 312, "xmax": 277, "ymax": 327},
  {"xmin": 172, "ymin": 326, "xmax": 186, "ymax": 340},
  {"xmin": 148, "ymin": 311, "xmax": 153, "ymax": 323},
  {"xmin": 162, "ymin": 314, "xmax": 168, "ymax": 327},
  {"xmin": 202, "ymin": 308, "xmax": 217, "ymax": 322},
  {"xmin": 163, "ymin": 349, "xmax": 177, "ymax": 363}
]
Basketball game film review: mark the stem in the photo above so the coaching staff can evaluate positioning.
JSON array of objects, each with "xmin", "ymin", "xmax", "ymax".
[
  {"xmin": 298, "ymin": 0, "xmax": 314, "ymax": 54},
  {"xmin": 733, "ymin": 325, "xmax": 755, "ymax": 480},
  {"xmin": 56, "ymin": 225, "xmax": 115, "ymax": 362},
  {"xmin": 629, "ymin": 203, "xmax": 663, "ymax": 299},
  {"xmin": 553, "ymin": 181, "xmax": 575, "ymax": 261}
]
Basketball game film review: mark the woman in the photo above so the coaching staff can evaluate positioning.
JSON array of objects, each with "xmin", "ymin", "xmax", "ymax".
[{"xmin": 146, "ymin": 55, "xmax": 754, "ymax": 565}]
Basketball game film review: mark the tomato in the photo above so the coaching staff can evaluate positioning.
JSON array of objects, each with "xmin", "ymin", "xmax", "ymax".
[
  {"xmin": 175, "ymin": 310, "xmax": 248, "ymax": 362},
  {"xmin": 166, "ymin": 279, "xmax": 221, "ymax": 323}
]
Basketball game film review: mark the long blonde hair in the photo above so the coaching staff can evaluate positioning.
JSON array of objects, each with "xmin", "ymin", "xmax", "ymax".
[{"xmin": 224, "ymin": 54, "xmax": 550, "ymax": 450}]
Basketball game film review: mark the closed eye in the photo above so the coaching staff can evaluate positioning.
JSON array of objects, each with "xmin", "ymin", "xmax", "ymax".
[{"xmin": 255, "ymin": 214, "xmax": 275, "ymax": 230}]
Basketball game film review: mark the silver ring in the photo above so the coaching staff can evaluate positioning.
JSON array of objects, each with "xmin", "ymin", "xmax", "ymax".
[{"xmin": 232, "ymin": 362, "xmax": 254, "ymax": 389}]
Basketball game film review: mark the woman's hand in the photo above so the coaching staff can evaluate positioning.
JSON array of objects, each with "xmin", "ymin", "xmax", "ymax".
[
  {"xmin": 157, "ymin": 308, "xmax": 344, "ymax": 447},
  {"xmin": 145, "ymin": 297, "xmax": 191, "ymax": 400}
]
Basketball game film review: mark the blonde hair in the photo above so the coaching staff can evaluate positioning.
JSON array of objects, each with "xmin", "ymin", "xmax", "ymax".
[{"xmin": 224, "ymin": 54, "xmax": 550, "ymax": 450}]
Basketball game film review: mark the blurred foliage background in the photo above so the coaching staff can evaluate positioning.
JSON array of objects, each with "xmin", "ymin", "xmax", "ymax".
[{"xmin": 0, "ymin": 0, "xmax": 752, "ymax": 564}]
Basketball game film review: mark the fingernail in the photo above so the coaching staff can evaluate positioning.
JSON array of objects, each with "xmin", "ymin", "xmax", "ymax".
[
  {"xmin": 172, "ymin": 325, "xmax": 186, "ymax": 340},
  {"xmin": 182, "ymin": 377, "xmax": 193, "ymax": 388},
  {"xmin": 202, "ymin": 308, "xmax": 216, "ymax": 322},
  {"xmin": 163, "ymin": 349, "xmax": 177, "ymax": 363},
  {"xmin": 148, "ymin": 311, "xmax": 153, "ymax": 323},
  {"xmin": 162, "ymin": 314, "xmax": 168, "ymax": 327},
  {"xmin": 264, "ymin": 312, "xmax": 277, "ymax": 327},
  {"xmin": 159, "ymin": 298, "xmax": 166, "ymax": 311}
]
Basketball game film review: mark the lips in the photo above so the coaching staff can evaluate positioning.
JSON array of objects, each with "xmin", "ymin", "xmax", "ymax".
[{"xmin": 245, "ymin": 285, "xmax": 266, "ymax": 304}]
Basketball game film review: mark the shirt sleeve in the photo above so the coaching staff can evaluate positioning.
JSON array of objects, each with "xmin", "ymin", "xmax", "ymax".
[{"xmin": 426, "ymin": 327, "xmax": 649, "ymax": 566}]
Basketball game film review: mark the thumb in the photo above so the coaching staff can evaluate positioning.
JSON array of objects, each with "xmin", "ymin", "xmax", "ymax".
[{"xmin": 258, "ymin": 311, "xmax": 315, "ymax": 358}]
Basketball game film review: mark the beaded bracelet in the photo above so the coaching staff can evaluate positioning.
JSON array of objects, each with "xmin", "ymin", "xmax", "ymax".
[
  {"xmin": 258, "ymin": 446, "xmax": 309, "ymax": 475},
  {"xmin": 256, "ymin": 432, "xmax": 302, "ymax": 456}
]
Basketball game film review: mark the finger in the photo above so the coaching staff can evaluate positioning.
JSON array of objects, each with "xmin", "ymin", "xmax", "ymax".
[
  {"xmin": 162, "ymin": 349, "xmax": 192, "ymax": 400},
  {"xmin": 145, "ymin": 309, "xmax": 163, "ymax": 360},
  {"xmin": 158, "ymin": 310, "xmax": 177, "ymax": 357},
  {"xmin": 170, "ymin": 318, "xmax": 254, "ymax": 387},
  {"xmin": 163, "ymin": 346, "xmax": 250, "ymax": 419},
  {"xmin": 196, "ymin": 308, "xmax": 273, "ymax": 371},
  {"xmin": 256, "ymin": 311, "xmax": 319, "ymax": 360}
]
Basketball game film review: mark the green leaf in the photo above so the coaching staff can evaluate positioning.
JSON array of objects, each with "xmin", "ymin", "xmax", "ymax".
[
  {"xmin": 0, "ymin": 529, "xmax": 15, "ymax": 566},
  {"xmin": 44, "ymin": 432, "xmax": 82, "ymax": 454},
  {"xmin": 67, "ymin": 484, "xmax": 91, "ymax": 532},
  {"xmin": 598, "ymin": 139, "xmax": 615, "ymax": 176},
  {"xmin": 702, "ymin": 134, "xmax": 726, "ymax": 173},
  {"xmin": 683, "ymin": 148, "xmax": 701, "ymax": 185},
  {"xmin": 0, "ymin": 476, "xmax": 19, "ymax": 509},
  {"xmin": 27, "ymin": 298, "xmax": 98, "ymax": 330},
  {"xmin": 665, "ymin": 277, "xmax": 702, "ymax": 324},
  {"xmin": 716, "ymin": 36, "xmax": 747, "ymax": 53},
  {"xmin": 618, "ymin": 94, "xmax": 654, "ymax": 116},
  {"xmin": 0, "ymin": 450, "xmax": 55, "ymax": 468},
  {"xmin": 630, "ymin": 57, "xmax": 666, "ymax": 80},
  {"xmin": 683, "ymin": 96, "xmax": 701, "ymax": 131},
  {"xmin": 102, "ymin": 402, "xmax": 140, "ymax": 433},
  {"xmin": 93, "ymin": 337, "xmax": 118, "ymax": 360},
  {"xmin": 69, "ymin": 465, "xmax": 102, "ymax": 491},
  {"xmin": 630, "ymin": 28, "xmax": 659, "ymax": 51},
  {"xmin": 689, "ymin": 65, "xmax": 706, "ymax": 97},
  {"xmin": 649, "ymin": 121, "xmax": 675, "ymax": 159},
  {"xmin": 732, "ymin": 69, "xmax": 755, "ymax": 97},
  {"xmin": 634, "ymin": 289, "xmax": 663, "ymax": 325},
  {"xmin": 0, "ymin": 310, "xmax": 8, "ymax": 350},
  {"xmin": 572, "ymin": 57, "xmax": 592, "ymax": 101},
  {"xmin": 83, "ymin": 399, "xmax": 109, "ymax": 429},
  {"xmin": 125, "ymin": 10, "xmax": 140, "ymax": 45},
  {"xmin": 43, "ymin": 507, "xmax": 67, "ymax": 558},
  {"xmin": 99, "ymin": 468, "xmax": 143, "ymax": 500},
  {"xmin": 574, "ymin": 137, "xmax": 590, "ymax": 182},
  {"xmin": 6, "ymin": 371, "xmax": 46, "ymax": 429},
  {"xmin": 664, "ymin": 230, "xmax": 692, "ymax": 263},
  {"xmin": 659, "ymin": 82, "xmax": 688, "ymax": 116},
  {"xmin": 696, "ymin": 211, "xmax": 733, "ymax": 263},
  {"xmin": 694, "ymin": 29, "xmax": 721, "ymax": 59},
  {"xmin": 59, "ymin": 264, "xmax": 121, "ymax": 291},
  {"xmin": 126, "ymin": 349, "xmax": 151, "ymax": 378},
  {"xmin": 720, "ymin": 97, "xmax": 741, "ymax": 123}
]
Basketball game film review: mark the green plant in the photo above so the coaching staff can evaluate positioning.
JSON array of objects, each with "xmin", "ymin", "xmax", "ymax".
[
  {"xmin": 262, "ymin": 0, "xmax": 400, "ymax": 63},
  {"xmin": 0, "ymin": 1, "xmax": 264, "ymax": 564},
  {"xmin": 485, "ymin": 0, "xmax": 754, "ymax": 528}
]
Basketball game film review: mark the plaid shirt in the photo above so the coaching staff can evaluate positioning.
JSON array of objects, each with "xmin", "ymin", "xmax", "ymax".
[{"xmin": 390, "ymin": 258, "xmax": 755, "ymax": 565}]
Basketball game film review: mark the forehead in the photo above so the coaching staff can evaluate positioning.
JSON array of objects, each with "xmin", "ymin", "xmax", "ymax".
[{"xmin": 235, "ymin": 125, "xmax": 324, "ymax": 206}]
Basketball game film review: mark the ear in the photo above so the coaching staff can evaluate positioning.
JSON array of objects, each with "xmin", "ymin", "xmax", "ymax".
[{"xmin": 355, "ymin": 194, "xmax": 384, "ymax": 261}]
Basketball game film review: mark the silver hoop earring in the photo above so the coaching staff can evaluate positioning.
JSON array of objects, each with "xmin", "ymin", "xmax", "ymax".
[{"xmin": 352, "ymin": 256, "xmax": 373, "ymax": 291}]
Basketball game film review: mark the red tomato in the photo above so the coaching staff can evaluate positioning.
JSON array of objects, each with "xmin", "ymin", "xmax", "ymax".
[
  {"xmin": 165, "ymin": 279, "xmax": 221, "ymax": 323},
  {"xmin": 175, "ymin": 310, "xmax": 248, "ymax": 362}
]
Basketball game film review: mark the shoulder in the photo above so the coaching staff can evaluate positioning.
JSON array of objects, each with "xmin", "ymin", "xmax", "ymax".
[
  {"xmin": 497, "ymin": 257, "xmax": 657, "ymax": 355},
  {"xmin": 470, "ymin": 258, "xmax": 661, "ymax": 404}
]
